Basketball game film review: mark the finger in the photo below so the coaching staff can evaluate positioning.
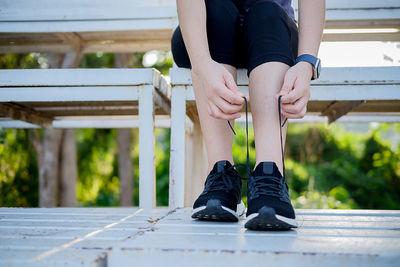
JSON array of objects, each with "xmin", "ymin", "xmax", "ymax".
[
  {"xmin": 223, "ymin": 71, "xmax": 240, "ymax": 93},
  {"xmin": 282, "ymin": 106, "xmax": 307, "ymax": 119},
  {"xmin": 209, "ymin": 102, "xmax": 241, "ymax": 120},
  {"xmin": 281, "ymin": 96, "xmax": 308, "ymax": 114},
  {"xmin": 223, "ymin": 72, "xmax": 249, "ymax": 100},
  {"xmin": 215, "ymin": 97, "xmax": 243, "ymax": 114},
  {"xmin": 217, "ymin": 85, "xmax": 245, "ymax": 105},
  {"xmin": 277, "ymin": 72, "xmax": 296, "ymax": 100},
  {"xmin": 281, "ymin": 85, "xmax": 306, "ymax": 104}
]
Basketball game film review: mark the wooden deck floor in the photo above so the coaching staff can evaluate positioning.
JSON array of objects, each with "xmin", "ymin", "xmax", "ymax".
[{"xmin": 0, "ymin": 207, "xmax": 399, "ymax": 266}]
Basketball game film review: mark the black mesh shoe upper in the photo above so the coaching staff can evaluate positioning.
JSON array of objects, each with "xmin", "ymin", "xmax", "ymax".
[
  {"xmin": 193, "ymin": 160, "xmax": 242, "ymax": 212},
  {"xmin": 246, "ymin": 161, "xmax": 295, "ymax": 219}
]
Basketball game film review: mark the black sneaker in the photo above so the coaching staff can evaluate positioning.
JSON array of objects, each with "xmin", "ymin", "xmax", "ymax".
[
  {"xmin": 191, "ymin": 160, "xmax": 245, "ymax": 222},
  {"xmin": 245, "ymin": 161, "xmax": 297, "ymax": 230}
]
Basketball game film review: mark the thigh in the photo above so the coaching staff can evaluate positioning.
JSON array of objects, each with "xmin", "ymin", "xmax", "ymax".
[
  {"xmin": 171, "ymin": 0, "xmax": 241, "ymax": 69},
  {"xmin": 244, "ymin": 0, "xmax": 299, "ymax": 76}
]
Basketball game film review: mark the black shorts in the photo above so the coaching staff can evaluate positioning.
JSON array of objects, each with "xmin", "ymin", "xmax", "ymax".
[{"xmin": 171, "ymin": 0, "xmax": 299, "ymax": 76}]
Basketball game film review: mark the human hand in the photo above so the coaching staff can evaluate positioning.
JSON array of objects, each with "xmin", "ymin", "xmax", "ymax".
[
  {"xmin": 193, "ymin": 59, "xmax": 249, "ymax": 120},
  {"xmin": 276, "ymin": 61, "xmax": 313, "ymax": 119}
]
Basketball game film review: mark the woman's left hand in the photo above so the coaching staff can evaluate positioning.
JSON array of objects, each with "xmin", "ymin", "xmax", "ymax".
[{"xmin": 276, "ymin": 61, "xmax": 313, "ymax": 119}]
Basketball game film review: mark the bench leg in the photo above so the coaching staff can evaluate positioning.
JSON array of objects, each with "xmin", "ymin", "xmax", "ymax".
[
  {"xmin": 184, "ymin": 118, "xmax": 207, "ymax": 207},
  {"xmin": 169, "ymin": 86, "xmax": 186, "ymax": 209},
  {"xmin": 139, "ymin": 85, "xmax": 155, "ymax": 209}
]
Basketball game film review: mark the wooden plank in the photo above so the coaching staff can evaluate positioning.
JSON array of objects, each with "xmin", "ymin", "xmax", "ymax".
[
  {"xmin": 138, "ymin": 85, "xmax": 156, "ymax": 209},
  {"xmin": 0, "ymin": 19, "xmax": 177, "ymax": 33},
  {"xmin": 0, "ymin": 103, "xmax": 53, "ymax": 127},
  {"xmin": 0, "ymin": 68, "xmax": 158, "ymax": 87},
  {"xmin": 0, "ymin": 40, "xmax": 171, "ymax": 54},
  {"xmin": 169, "ymin": 86, "xmax": 187, "ymax": 209},
  {"xmin": 154, "ymin": 75, "xmax": 171, "ymax": 114},
  {"xmin": 0, "ymin": 116, "xmax": 172, "ymax": 128},
  {"xmin": 170, "ymin": 67, "xmax": 400, "ymax": 86},
  {"xmin": 322, "ymin": 31, "xmax": 400, "ymax": 42},
  {"xmin": 321, "ymin": 100, "xmax": 365, "ymax": 123},
  {"xmin": 55, "ymin": 33, "xmax": 85, "ymax": 51},
  {"xmin": 0, "ymin": 44, "xmax": 75, "ymax": 53},
  {"xmin": 1, "ymin": 208, "xmax": 399, "ymax": 266},
  {"xmin": 108, "ymin": 208, "xmax": 400, "ymax": 267},
  {"xmin": 182, "ymin": 84, "xmax": 400, "ymax": 102},
  {"xmin": 0, "ymin": 0, "xmax": 177, "ymax": 21},
  {"xmin": 184, "ymin": 113, "xmax": 207, "ymax": 207},
  {"xmin": 0, "ymin": 86, "xmax": 140, "ymax": 102},
  {"xmin": 293, "ymin": 0, "xmax": 400, "ymax": 9},
  {"xmin": 0, "ymin": 207, "xmax": 171, "ymax": 266}
]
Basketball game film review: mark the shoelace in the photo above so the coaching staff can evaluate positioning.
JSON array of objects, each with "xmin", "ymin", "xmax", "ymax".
[
  {"xmin": 203, "ymin": 98, "xmax": 254, "ymax": 194},
  {"xmin": 203, "ymin": 166, "xmax": 239, "ymax": 193},
  {"xmin": 227, "ymin": 96, "xmax": 288, "ymax": 199},
  {"xmin": 227, "ymin": 95, "xmax": 286, "ymax": 179}
]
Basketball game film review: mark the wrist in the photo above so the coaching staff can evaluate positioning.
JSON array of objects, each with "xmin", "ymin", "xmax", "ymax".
[
  {"xmin": 192, "ymin": 56, "xmax": 214, "ymax": 75},
  {"xmin": 297, "ymin": 61, "xmax": 313, "ymax": 80},
  {"xmin": 294, "ymin": 54, "xmax": 321, "ymax": 80}
]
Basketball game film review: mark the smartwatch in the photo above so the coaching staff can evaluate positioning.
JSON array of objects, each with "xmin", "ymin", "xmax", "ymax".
[{"xmin": 294, "ymin": 54, "xmax": 321, "ymax": 80}]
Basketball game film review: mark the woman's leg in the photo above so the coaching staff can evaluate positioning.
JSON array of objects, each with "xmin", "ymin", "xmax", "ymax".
[
  {"xmin": 244, "ymin": 0, "xmax": 298, "ymax": 175},
  {"xmin": 249, "ymin": 62, "xmax": 289, "ymax": 175},
  {"xmin": 191, "ymin": 64, "xmax": 237, "ymax": 174}
]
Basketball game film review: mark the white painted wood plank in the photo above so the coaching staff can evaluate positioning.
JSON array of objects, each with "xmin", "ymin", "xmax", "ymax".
[
  {"xmin": 1, "ymin": 0, "xmax": 398, "ymax": 23},
  {"xmin": 183, "ymin": 84, "xmax": 400, "ymax": 101},
  {"xmin": 169, "ymin": 86, "xmax": 187, "ymax": 209},
  {"xmin": 138, "ymin": 85, "xmax": 156, "ymax": 209},
  {"xmin": 0, "ymin": 207, "xmax": 171, "ymax": 266},
  {"xmin": 0, "ymin": 68, "xmax": 157, "ymax": 86},
  {"xmin": 0, "ymin": 207, "xmax": 142, "ymax": 214},
  {"xmin": 110, "ymin": 249, "xmax": 398, "ymax": 267},
  {"xmin": 108, "ymin": 207, "xmax": 400, "ymax": 266},
  {"xmin": 170, "ymin": 67, "xmax": 400, "ymax": 86},
  {"xmin": 0, "ymin": 116, "xmax": 171, "ymax": 129},
  {"xmin": 0, "ymin": 19, "xmax": 177, "ymax": 33},
  {"xmin": 2, "ymin": 207, "xmax": 400, "ymax": 266},
  {"xmin": 309, "ymin": 85, "xmax": 400, "ymax": 101},
  {"xmin": 0, "ymin": 86, "xmax": 140, "ymax": 102},
  {"xmin": 0, "ymin": 0, "xmax": 177, "ymax": 21},
  {"xmin": 0, "ymin": 249, "xmax": 107, "ymax": 267},
  {"xmin": 2, "ymin": 114, "xmax": 399, "ymax": 129},
  {"xmin": 112, "ymin": 231, "xmax": 400, "ymax": 255},
  {"xmin": 325, "ymin": 9, "xmax": 400, "ymax": 22},
  {"xmin": 293, "ymin": 0, "xmax": 400, "ymax": 10},
  {"xmin": 0, "ymin": 207, "xmax": 169, "ymax": 216}
]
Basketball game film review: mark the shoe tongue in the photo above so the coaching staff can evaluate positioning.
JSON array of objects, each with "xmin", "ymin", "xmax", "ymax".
[
  {"xmin": 254, "ymin": 162, "xmax": 282, "ymax": 178},
  {"xmin": 213, "ymin": 160, "xmax": 233, "ymax": 173}
]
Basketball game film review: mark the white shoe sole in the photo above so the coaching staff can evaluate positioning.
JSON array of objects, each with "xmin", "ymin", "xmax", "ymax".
[
  {"xmin": 245, "ymin": 206, "xmax": 298, "ymax": 230},
  {"xmin": 192, "ymin": 199, "xmax": 245, "ymax": 222}
]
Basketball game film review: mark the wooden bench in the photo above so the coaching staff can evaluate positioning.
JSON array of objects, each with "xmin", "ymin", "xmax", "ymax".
[
  {"xmin": 305, "ymin": 0, "xmax": 400, "ymax": 42},
  {"xmin": 0, "ymin": 0, "xmax": 177, "ymax": 54},
  {"xmin": 1, "ymin": 0, "xmax": 399, "ymax": 53},
  {"xmin": 0, "ymin": 0, "xmax": 177, "ymax": 207},
  {"xmin": 169, "ymin": 66, "xmax": 400, "ymax": 208},
  {"xmin": 0, "ymin": 68, "xmax": 171, "ymax": 209}
]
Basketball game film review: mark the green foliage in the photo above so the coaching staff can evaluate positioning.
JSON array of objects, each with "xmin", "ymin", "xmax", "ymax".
[
  {"xmin": 76, "ymin": 129, "xmax": 120, "ymax": 206},
  {"xmin": 0, "ymin": 129, "xmax": 38, "ymax": 207},
  {"xmin": 231, "ymin": 122, "xmax": 400, "ymax": 209},
  {"xmin": 0, "ymin": 53, "xmax": 42, "ymax": 69}
]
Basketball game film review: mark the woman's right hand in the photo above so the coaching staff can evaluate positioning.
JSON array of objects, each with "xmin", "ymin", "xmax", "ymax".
[{"xmin": 192, "ymin": 58, "xmax": 248, "ymax": 120}]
